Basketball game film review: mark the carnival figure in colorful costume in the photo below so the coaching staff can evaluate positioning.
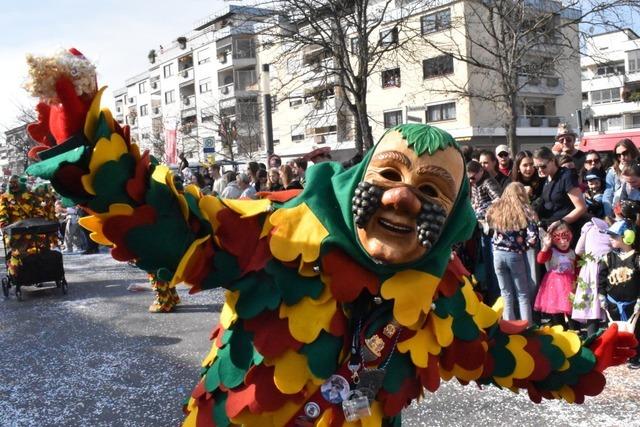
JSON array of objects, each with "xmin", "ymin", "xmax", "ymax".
[
  {"xmin": 0, "ymin": 175, "xmax": 51, "ymax": 275},
  {"xmin": 24, "ymin": 50, "xmax": 638, "ymax": 426}
]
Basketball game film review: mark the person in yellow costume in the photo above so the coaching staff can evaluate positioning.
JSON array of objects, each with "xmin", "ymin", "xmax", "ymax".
[{"xmin": 24, "ymin": 49, "xmax": 638, "ymax": 427}]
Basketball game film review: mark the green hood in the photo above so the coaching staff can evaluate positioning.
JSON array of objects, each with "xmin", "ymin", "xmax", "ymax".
[{"xmin": 280, "ymin": 124, "xmax": 477, "ymax": 280}]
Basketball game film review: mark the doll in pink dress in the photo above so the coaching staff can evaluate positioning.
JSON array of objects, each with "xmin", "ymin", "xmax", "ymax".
[{"xmin": 534, "ymin": 221, "xmax": 576, "ymax": 327}]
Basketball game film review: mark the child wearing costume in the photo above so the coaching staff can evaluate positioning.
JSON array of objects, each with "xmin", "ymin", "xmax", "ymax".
[
  {"xmin": 571, "ymin": 218, "xmax": 610, "ymax": 336},
  {"xmin": 535, "ymin": 221, "xmax": 576, "ymax": 327},
  {"xmin": 22, "ymin": 49, "xmax": 639, "ymax": 426},
  {"xmin": 598, "ymin": 219, "xmax": 640, "ymax": 369}
]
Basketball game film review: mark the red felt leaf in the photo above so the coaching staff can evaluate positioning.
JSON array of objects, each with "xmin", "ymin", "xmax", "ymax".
[
  {"xmin": 183, "ymin": 240, "xmax": 215, "ymax": 287},
  {"xmin": 573, "ymin": 370, "xmax": 605, "ymax": 397},
  {"xmin": 113, "ymin": 121, "xmax": 131, "ymax": 147},
  {"xmin": 379, "ymin": 377, "xmax": 421, "ymax": 416},
  {"xmin": 102, "ymin": 205, "xmax": 157, "ymax": 261},
  {"xmin": 215, "ymin": 209, "xmax": 263, "ymax": 272},
  {"xmin": 50, "ymin": 76, "xmax": 90, "ymax": 143},
  {"xmin": 245, "ymin": 311, "xmax": 302, "ymax": 358},
  {"xmin": 126, "ymin": 150, "xmax": 150, "ymax": 203},
  {"xmin": 246, "ymin": 364, "xmax": 304, "ymax": 413},
  {"xmin": 321, "ymin": 249, "xmax": 379, "ymax": 302},
  {"xmin": 243, "ymin": 236, "xmax": 272, "ymax": 273},
  {"xmin": 523, "ymin": 337, "xmax": 551, "ymax": 381},
  {"xmin": 27, "ymin": 103, "xmax": 54, "ymax": 146},
  {"xmin": 441, "ymin": 337, "xmax": 487, "ymax": 372},
  {"xmin": 329, "ymin": 306, "xmax": 347, "ymax": 337},
  {"xmin": 226, "ymin": 383, "xmax": 257, "ymax": 418},
  {"xmin": 591, "ymin": 324, "xmax": 639, "ymax": 372},
  {"xmin": 28, "ymin": 146, "xmax": 51, "ymax": 161},
  {"xmin": 191, "ymin": 380, "xmax": 207, "ymax": 399},
  {"xmin": 256, "ymin": 189, "xmax": 302, "ymax": 202},
  {"xmin": 480, "ymin": 346, "xmax": 495, "ymax": 378},
  {"xmin": 196, "ymin": 396, "xmax": 216, "ymax": 427},
  {"xmin": 525, "ymin": 383, "xmax": 543, "ymax": 404},
  {"xmin": 499, "ymin": 319, "xmax": 529, "ymax": 335},
  {"xmin": 54, "ymin": 164, "xmax": 92, "ymax": 199},
  {"xmin": 419, "ymin": 354, "xmax": 441, "ymax": 392}
]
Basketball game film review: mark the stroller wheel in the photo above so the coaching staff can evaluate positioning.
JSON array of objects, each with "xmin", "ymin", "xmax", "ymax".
[
  {"xmin": 1, "ymin": 278, "xmax": 9, "ymax": 299},
  {"xmin": 60, "ymin": 278, "xmax": 68, "ymax": 295},
  {"xmin": 15, "ymin": 286, "xmax": 22, "ymax": 301}
]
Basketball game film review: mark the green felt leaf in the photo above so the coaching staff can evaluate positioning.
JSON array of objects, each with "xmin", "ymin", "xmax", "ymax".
[
  {"xmin": 265, "ymin": 260, "xmax": 324, "ymax": 305},
  {"xmin": 537, "ymin": 334, "xmax": 566, "ymax": 371},
  {"xmin": 228, "ymin": 323, "xmax": 255, "ymax": 370},
  {"xmin": 568, "ymin": 347, "xmax": 596, "ymax": 375},
  {"xmin": 252, "ymin": 347, "xmax": 264, "ymax": 366},
  {"xmin": 231, "ymin": 273, "xmax": 282, "ymax": 319},
  {"xmin": 382, "ymin": 352, "xmax": 414, "ymax": 393},
  {"xmin": 213, "ymin": 391, "xmax": 230, "ymax": 427},
  {"xmin": 146, "ymin": 174, "xmax": 184, "ymax": 216},
  {"xmin": 452, "ymin": 314, "xmax": 479, "ymax": 341},
  {"xmin": 201, "ymin": 251, "xmax": 241, "ymax": 290},
  {"xmin": 184, "ymin": 192, "xmax": 212, "ymax": 237},
  {"xmin": 217, "ymin": 345, "xmax": 248, "ymax": 388},
  {"xmin": 435, "ymin": 290, "xmax": 466, "ymax": 318},
  {"xmin": 156, "ymin": 268, "xmax": 173, "ymax": 282},
  {"xmin": 489, "ymin": 334, "xmax": 515, "ymax": 378},
  {"xmin": 127, "ymin": 217, "xmax": 195, "ymax": 273},
  {"xmin": 300, "ymin": 331, "xmax": 342, "ymax": 379},
  {"xmin": 94, "ymin": 113, "xmax": 112, "ymax": 143},
  {"xmin": 26, "ymin": 146, "xmax": 86, "ymax": 180},
  {"xmin": 204, "ymin": 360, "xmax": 221, "ymax": 392},
  {"xmin": 87, "ymin": 155, "xmax": 136, "ymax": 212}
]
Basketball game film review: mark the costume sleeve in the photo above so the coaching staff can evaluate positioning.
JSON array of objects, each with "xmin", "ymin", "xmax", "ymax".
[
  {"xmin": 404, "ymin": 257, "xmax": 637, "ymax": 405},
  {"xmin": 24, "ymin": 90, "xmax": 276, "ymax": 293},
  {"xmin": 0, "ymin": 197, "xmax": 9, "ymax": 227},
  {"xmin": 537, "ymin": 248, "xmax": 552, "ymax": 264},
  {"xmin": 597, "ymin": 255, "xmax": 610, "ymax": 297}
]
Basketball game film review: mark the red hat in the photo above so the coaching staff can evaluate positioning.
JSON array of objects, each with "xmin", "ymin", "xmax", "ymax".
[{"xmin": 303, "ymin": 146, "xmax": 332, "ymax": 162}]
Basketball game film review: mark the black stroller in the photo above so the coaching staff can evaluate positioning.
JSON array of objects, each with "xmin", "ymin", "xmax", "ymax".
[{"xmin": 1, "ymin": 218, "xmax": 68, "ymax": 301}]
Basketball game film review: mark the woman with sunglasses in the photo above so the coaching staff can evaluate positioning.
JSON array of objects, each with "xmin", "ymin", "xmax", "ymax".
[
  {"xmin": 533, "ymin": 147, "xmax": 587, "ymax": 244},
  {"xmin": 603, "ymin": 139, "xmax": 640, "ymax": 218}
]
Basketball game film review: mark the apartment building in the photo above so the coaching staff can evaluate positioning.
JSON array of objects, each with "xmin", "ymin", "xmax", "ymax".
[
  {"xmin": 265, "ymin": 0, "xmax": 582, "ymax": 158},
  {"xmin": 113, "ymin": 5, "xmax": 270, "ymax": 165},
  {"xmin": 581, "ymin": 29, "xmax": 640, "ymax": 151},
  {"xmin": 2, "ymin": 125, "xmax": 33, "ymax": 176}
]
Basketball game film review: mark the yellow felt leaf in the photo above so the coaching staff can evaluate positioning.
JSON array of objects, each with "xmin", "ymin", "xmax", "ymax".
[
  {"xmin": 473, "ymin": 301, "xmax": 500, "ymax": 330},
  {"xmin": 316, "ymin": 408, "xmax": 333, "ymax": 427},
  {"xmin": 199, "ymin": 195, "xmax": 226, "ymax": 230},
  {"xmin": 558, "ymin": 385, "xmax": 575, "ymax": 403},
  {"xmin": 508, "ymin": 335, "xmax": 534, "ymax": 380},
  {"xmin": 461, "ymin": 278, "xmax": 480, "ymax": 315},
  {"xmin": 279, "ymin": 294, "xmax": 336, "ymax": 343},
  {"xmin": 182, "ymin": 399, "xmax": 199, "ymax": 427},
  {"xmin": 201, "ymin": 343, "xmax": 218, "ymax": 368},
  {"xmin": 81, "ymin": 133, "xmax": 128, "ymax": 195},
  {"xmin": 162, "ymin": 166, "xmax": 189, "ymax": 221},
  {"xmin": 260, "ymin": 216, "xmax": 274, "ymax": 239},
  {"xmin": 451, "ymin": 364, "xmax": 483, "ymax": 382},
  {"xmin": 171, "ymin": 235, "xmax": 211, "ymax": 286},
  {"xmin": 360, "ymin": 401, "xmax": 383, "ymax": 427},
  {"xmin": 83, "ymin": 86, "xmax": 107, "ymax": 141},
  {"xmin": 222, "ymin": 198, "xmax": 272, "ymax": 218},
  {"xmin": 492, "ymin": 297, "xmax": 505, "ymax": 319},
  {"xmin": 269, "ymin": 203, "xmax": 328, "ymax": 264},
  {"xmin": 184, "ymin": 183, "xmax": 202, "ymax": 199},
  {"xmin": 439, "ymin": 366, "xmax": 454, "ymax": 381},
  {"xmin": 380, "ymin": 270, "xmax": 439, "ymax": 327},
  {"xmin": 428, "ymin": 313, "xmax": 454, "ymax": 347},
  {"xmin": 271, "ymin": 350, "xmax": 312, "ymax": 394},
  {"xmin": 397, "ymin": 323, "xmax": 441, "ymax": 368},
  {"xmin": 298, "ymin": 260, "xmax": 320, "ymax": 277},
  {"xmin": 220, "ymin": 290, "xmax": 239, "ymax": 329},
  {"xmin": 536, "ymin": 325, "xmax": 581, "ymax": 360},
  {"xmin": 78, "ymin": 203, "xmax": 134, "ymax": 246}
]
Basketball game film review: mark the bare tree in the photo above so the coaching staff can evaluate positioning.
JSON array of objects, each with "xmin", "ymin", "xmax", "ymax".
[
  {"xmin": 0, "ymin": 103, "xmax": 38, "ymax": 174},
  {"xmin": 255, "ymin": 0, "xmax": 431, "ymax": 154},
  {"xmin": 418, "ymin": 0, "xmax": 639, "ymax": 154}
]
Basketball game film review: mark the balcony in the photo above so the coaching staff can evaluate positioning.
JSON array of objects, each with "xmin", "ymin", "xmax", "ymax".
[
  {"xmin": 518, "ymin": 75, "xmax": 564, "ymax": 96},
  {"xmin": 181, "ymin": 95, "xmax": 197, "ymax": 118},
  {"xmin": 516, "ymin": 115, "xmax": 563, "ymax": 128},
  {"xmin": 151, "ymin": 106, "xmax": 162, "ymax": 117},
  {"xmin": 234, "ymin": 69, "xmax": 258, "ymax": 94},
  {"xmin": 219, "ymin": 83, "xmax": 235, "ymax": 99},
  {"xmin": 215, "ymin": 22, "xmax": 255, "ymax": 42},
  {"xmin": 217, "ymin": 38, "xmax": 257, "ymax": 69},
  {"xmin": 179, "ymin": 67, "xmax": 194, "ymax": 83},
  {"xmin": 582, "ymin": 74, "xmax": 626, "ymax": 92}
]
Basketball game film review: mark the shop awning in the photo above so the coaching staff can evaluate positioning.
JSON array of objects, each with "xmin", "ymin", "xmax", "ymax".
[{"xmin": 579, "ymin": 130, "xmax": 640, "ymax": 152}]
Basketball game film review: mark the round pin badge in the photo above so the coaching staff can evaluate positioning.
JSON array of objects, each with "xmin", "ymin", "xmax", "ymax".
[
  {"xmin": 320, "ymin": 374, "xmax": 350, "ymax": 404},
  {"xmin": 304, "ymin": 402, "xmax": 321, "ymax": 418}
]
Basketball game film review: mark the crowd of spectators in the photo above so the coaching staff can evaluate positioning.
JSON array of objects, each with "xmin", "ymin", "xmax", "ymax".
[{"xmin": 463, "ymin": 124, "xmax": 640, "ymax": 369}]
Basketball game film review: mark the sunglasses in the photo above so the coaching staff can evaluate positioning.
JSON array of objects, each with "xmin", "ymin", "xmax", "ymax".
[
  {"xmin": 585, "ymin": 159, "xmax": 600, "ymax": 165},
  {"xmin": 498, "ymin": 152, "xmax": 509, "ymax": 158},
  {"xmin": 617, "ymin": 150, "xmax": 630, "ymax": 158},
  {"xmin": 533, "ymin": 163, "xmax": 548, "ymax": 170}
]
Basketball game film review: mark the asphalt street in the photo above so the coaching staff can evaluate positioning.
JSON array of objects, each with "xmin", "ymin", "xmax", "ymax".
[{"xmin": 1, "ymin": 251, "xmax": 639, "ymax": 427}]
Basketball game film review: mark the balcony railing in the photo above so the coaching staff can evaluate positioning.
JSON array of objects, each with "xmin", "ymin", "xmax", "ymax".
[
  {"xmin": 219, "ymin": 83, "xmax": 234, "ymax": 98},
  {"xmin": 517, "ymin": 115, "xmax": 563, "ymax": 127},
  {"xmin": 179, "ymin": 67, "xmax": 194, "ymax": 81},
  {"xmin": 182, "ymin": 95, "xmax": 196, "ymax": 109},
  {"xmin": 234, "ymin": 70, "xmax": 257, "ymax": 91}
]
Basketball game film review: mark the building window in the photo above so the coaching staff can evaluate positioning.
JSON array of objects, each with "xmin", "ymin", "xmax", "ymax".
[
  {"xmin": 289, "ymin": 98, "xmax": 302, "ymax": 107},
  {"xmin": 383, "ymin": 110, "xmax": 403, "ymax": 128},
  {"xmin": 426, "ymin": 102, "xmax": 456, "ymax": 122},
  {"xmin": 421, "ymin": 9, "xmax": 451, "ymax": 34},
  {"xmin": 165, "ymin": 90, "xmax": 175, "ymax": 104},
  {"xmin": 582, "ymin": 92, "xmax": 588, "ymax": 101},
  {"xmin": 198, "ymin": 48, "xmax": 210, "ymax": 64},
  {"xmin": 199, "ymin": 79, "xmax": 212, "ymax": 94},
  {"xmin": 596, "ymin": 62, "xmax": 625, "ymax": 77},
  {"xmin": 632, "ymin": 113, "xmax": 640, "ymax": 127},
  {"xmin": 629, "ymin": 50, "xmax": 640, "ymax": 74},
  {"xmin": 201, "ymin": 107, "xmax": 214, "ymax": 123},
  {"xmin": 139, "ymin": 81, "xmax": 147, "ymax": 94},
  {"xmin": 379, "ymin": 28, "xmax": 398, "ymax": 47},
  {"xmin": 382, "ymin": 68, "xmax": 401, "ymax": 88},
  {"xmin": 291, "ymin": 133, "xmax": 304, "ymax": 142},
  {"xmin": 423, "ymin": 55, "xmax": 454, "ymax": 79},
  {"xmin": 591, "ymin": 88, "xmax": 621, "ymax": 104},
  {"xmin": 350, "ymin": 37, "xmax": 359, "ymax": 54},
  {"xmin": 140, "ymin": 104, "xmax": 148, "ymax": 117},
  {"xmin": 271, "ymin": 95, "xmax": 278, "ymax": 111},
  {"xmin": 164, "ymin": 63, "xmax": 173, "ymax": 78}
]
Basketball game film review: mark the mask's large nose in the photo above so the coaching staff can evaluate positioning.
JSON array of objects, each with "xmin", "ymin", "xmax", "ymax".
[{"xmin": 380, "ymin": 186, "xmax": 421, "ymax": 215}]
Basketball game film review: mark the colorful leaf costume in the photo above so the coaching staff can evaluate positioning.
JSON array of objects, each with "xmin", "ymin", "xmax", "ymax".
[{"xmin": 24, "ymin": 51, "xmax": 637, "ymax": 427}]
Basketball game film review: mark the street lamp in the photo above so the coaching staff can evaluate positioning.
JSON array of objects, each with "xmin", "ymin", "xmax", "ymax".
[{"xmin": 261, "ymin": 64, "xmax": 274, "ymax": 156}]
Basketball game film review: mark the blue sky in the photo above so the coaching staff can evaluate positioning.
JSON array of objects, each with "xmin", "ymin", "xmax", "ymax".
[{"xmin": 0, "ymin": 0, "xmax": 223, "ymax": 128}]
